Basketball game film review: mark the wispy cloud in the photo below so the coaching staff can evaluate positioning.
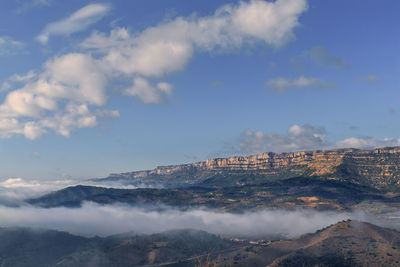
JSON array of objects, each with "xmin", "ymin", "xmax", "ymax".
[
  {"xmin": 0, "ymin": 36, "xmax": 23, "ymax": 56},
  {"xmin": 37, "ymin": 3, "xmax": 110, "ymax": 44},
  {"xmin": 265, "ymin": 76, "xmax": 336, "ymax": 94},
  {"xmin": 336, "ymin": 137, "xmax": 400, "ymax": 149},
  {"xmin": 14, "ymin": 0, "xmax": 53, "ymax": 14},
  {"xmin": 291, "ymin": 46, "xmax": 347, "ymax": 69}
]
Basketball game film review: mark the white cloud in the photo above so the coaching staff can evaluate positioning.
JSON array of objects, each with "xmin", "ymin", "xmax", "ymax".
[
  {"xmin": 233, "ymin": 124, "xmax": 328, "ymax": 154},
  {"xmin": 1, "ymin": 0, "xmax": 308, "ymax": 139},
  {"xmin": 0, "ymin": 177, "xmax": 142, "ymax": 203},
  {"xmin": 357, "ymin": 74, "xmax": 378, "ymax": 84},
  {"xmin": 1, "ymin": 70, "xmax": 36, "ymax": 93},
  {"xmin": 0, "ymin": 177, "xmax": 39, "ymax": 188},
  {"xmin": 41, "ymin": 53, "xmax": 108, "ymax": 106},
  {"xmin": 0, "ymin": 202, "xmax": 356, "ymax": 238},
  {"xmin": 0, "ymin": 53, "xmax": 118, "ymax": 139},
  {"xmin": 124, "ymin": 77, "xmax": 172, "ymax": 104},
  {"xmin": 336, "ymin": 137, "xmax": 400, "ymax": 149},
  {"xmin": 83, "ymin": 0, "xmax": 307, "ymax": 79},
  {"xmin": 37, "ymin": 3, "xmax": 110, "ymax": 44},
  {"xmin": 9, "ymin": 70, "xmax": 37, "ymax": 83},
  {"xmin": 265, "ymin": 75, "xmax": 336, "ymax": 94},
  {"xmin": 14, "ymin": 0, "xmax": 53, "ymax": 14},
  {"xmin": 0, "ymin": 118, "xmax": 24, "ymax": 138},
  {"xmin": 226, "ymin": 124, "xmax": 400, "ymax": 155}
]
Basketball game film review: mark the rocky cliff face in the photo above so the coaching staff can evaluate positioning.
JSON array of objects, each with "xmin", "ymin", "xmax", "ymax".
[{"xmin": 106, "ymin": 147, "xmax": 400, "ymax": 188}]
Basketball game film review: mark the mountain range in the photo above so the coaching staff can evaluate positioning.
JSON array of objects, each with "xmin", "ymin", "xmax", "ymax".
[
  {"xmin": 96, "ymin": 147, "xmax": 400, "ymax": 190},
  {"xmin": 29, "ymin": 147, "xmax": 400, "ymax": 214},
  {"xmin": 13, "ymin": 147, "xmax": 400, "ymax": 266}
]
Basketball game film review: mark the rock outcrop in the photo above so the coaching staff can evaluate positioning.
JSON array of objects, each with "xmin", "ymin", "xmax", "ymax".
[{"xmin": 105, "ymin": 147, "xmax": 400, "ymax": 188}]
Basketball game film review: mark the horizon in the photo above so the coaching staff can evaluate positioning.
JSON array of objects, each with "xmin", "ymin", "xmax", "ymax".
[{"xmin": 1, "ymin": 0, "xmax": 399, "ymax": 180}]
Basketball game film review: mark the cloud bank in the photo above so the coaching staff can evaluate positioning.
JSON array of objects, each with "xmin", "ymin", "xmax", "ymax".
[
  {"xmin": 235, "ymin": 124, "xmax": 328, "ymax": 154},
  {"xmin": 226, "ymin": 124, "xmax": 400, "ymax": 154},
  {"xmin": 0, "ymin": 202, "xmax": 362, "ymax": 238},
  {"xmin": 336, "ymin": 137, "xmax": 400, "ymax": 149},
  {"xmin": 0, "ymin": 177, "xmax": 142, "ymax": 204},
  {"xmin": 1, "ymin": 0, "xmax": 308, "ymax": 139}
]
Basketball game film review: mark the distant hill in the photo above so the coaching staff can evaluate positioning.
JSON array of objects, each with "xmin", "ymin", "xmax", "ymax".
[
  {"xmin": 95, "ymin": 146, "xmax": 400, "ymax": 190},
  {"xmin": 28, "ymin": 177, "xmax": 400, "ymax": 211}
]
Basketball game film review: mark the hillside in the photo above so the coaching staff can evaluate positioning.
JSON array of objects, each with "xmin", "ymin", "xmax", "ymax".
[
  {"xmin": 0, "ymin": 228, "xmax": 91, "ymax": 267},
  {"xmin": 28, "ymin": 177, "xmax": 400, "ymax": 211},
  {"xmin": 223, "ymin": 220, "xmax": 400, "ymax": 266},
  {"xmin": 96, "ymin": 147, "xmax": 400, "ymax": 190},
  {"xmin": 0, "ymin": 228, "xmax": 235, "ymax": 267},
  {"xmin": 1, "ymin": 221, "xmax": 399, "ymax": 266}
]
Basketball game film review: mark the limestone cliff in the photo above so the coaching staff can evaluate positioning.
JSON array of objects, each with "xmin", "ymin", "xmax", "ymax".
[{"xmin": 106, "ymin": 147, "xmax": 400, "ymax": 188}]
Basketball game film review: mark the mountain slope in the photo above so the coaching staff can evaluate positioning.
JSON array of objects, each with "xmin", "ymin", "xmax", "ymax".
[
  {"xmin": 0, "ymin": 228, "xmax": 91, "ymax": 267},
  {"xmin": 0, "ymin": 228, "xmax": 235, "ymax": 267},
  {"xmin": 28, "ymin": 177, "xmax": 399, "ymax": 211},
  {"xmin": 227, "ymin": 220, "xmax": 400, "ymax": 266},
  {"xmin": 1, "ymin": 221, "xmax": 399, "ymax": 266}
]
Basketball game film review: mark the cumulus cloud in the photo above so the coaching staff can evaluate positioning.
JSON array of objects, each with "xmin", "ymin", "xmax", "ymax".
[
  {"xmin": 124, "ymin": 78, "xmax": 173, "ymax": 104},
  {"xmin": 336, "ymin": 137, "xmax": 400, "ymax": 149},
  {"xmin": 265, "ymin": 76, "xmax": 335, "ymax": 94},
  {"xmin": 37, "ymin": 3, "xmax": 110, "ymax": 44},
  {"xmin": 231, "ymin": 124, "xmax": 329, "ymax": 154},
  {"xmin": 291, "ymin": 46, "xmax": 347, "ymax": 69},
  {"xmin": 225, "ymin": 124, "xmax": 400, "ymax": 155},
  {"xmin": 83, "ymin": 0, "xmax": 307, "ymax": 78},
  {"xmin": 1, "ymin": 0, "xmax": 308, "ymax": 139},
  {"xmin": 357, "ymin": 74, "xmax": 379, "ymax": 84},
  {"xmin": 0, "ymin": 53, "xmax": 119, "ymax": 139},
  {"xmin": 0, "ymin": 202, "xmax": 362, "ymax": 238}
]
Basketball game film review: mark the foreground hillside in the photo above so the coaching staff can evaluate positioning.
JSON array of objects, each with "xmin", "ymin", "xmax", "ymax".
[
  {"xmin": 0, "ymin": 221, "xmax": 399, "ymax": 266},
  {"xmin": 0, "ymin": 228, "xmax": 235, "ymax": 267},
  {"xmin": 223, "ymin": 220, "xmax": 400, "ymax": 266},
  {"xmin": 97, "ymin": 147, "xmax": 400, "ymax": 190}
]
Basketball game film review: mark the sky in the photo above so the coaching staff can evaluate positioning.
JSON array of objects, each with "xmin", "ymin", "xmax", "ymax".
[{"xmin": 0, "ymin": 0, "xmax": 399, "ymax": 180}]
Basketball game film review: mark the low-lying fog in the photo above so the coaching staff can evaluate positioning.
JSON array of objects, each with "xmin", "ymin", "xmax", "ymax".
[
  {"xmin": 0, "ymin": 177, "xmax": 396, "ymax": 239},
  {"xmin": 0, "ymin": 202, "xmax": 374, "ymax": 238}
]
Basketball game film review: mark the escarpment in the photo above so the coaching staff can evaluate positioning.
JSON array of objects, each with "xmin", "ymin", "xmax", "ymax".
[{"xmin": 104, "ymin": 147, "xmax": 400, "ymax": 188}]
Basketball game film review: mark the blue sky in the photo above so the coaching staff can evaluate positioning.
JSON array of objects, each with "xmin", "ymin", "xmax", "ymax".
[{"xmin": 0, "ymin": 0, "xmax": 399, "ymax": 180}]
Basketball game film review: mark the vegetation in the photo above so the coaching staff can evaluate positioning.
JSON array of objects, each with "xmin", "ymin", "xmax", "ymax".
[{"xmin": 28, "ymin": 176, "xmax": 397, "ymax": 212}]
